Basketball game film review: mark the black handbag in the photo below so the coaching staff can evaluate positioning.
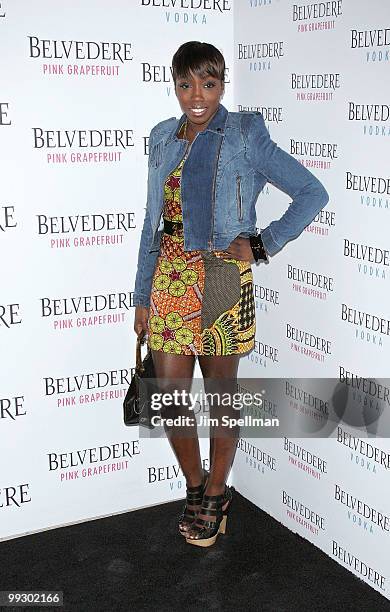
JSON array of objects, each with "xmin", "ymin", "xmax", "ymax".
[{"xmin": 123, "ymin": 335, "xmax": 156, "ymax": 428}]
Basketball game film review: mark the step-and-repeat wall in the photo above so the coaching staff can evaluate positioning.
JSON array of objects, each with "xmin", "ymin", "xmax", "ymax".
[
  {"xmin": 233, "ymin": 0, "xmax": 390, "ymax": 601},
  {"xmin": 1, "ymin": 0, "xmax": 389, "ymax": 602},
  {"xmin": 0, "ymin": 0, "xmax": 233, "ymax": 538}
]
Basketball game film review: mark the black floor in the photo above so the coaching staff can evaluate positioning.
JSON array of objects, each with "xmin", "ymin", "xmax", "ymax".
[{"xmin": 1, "ymin": 492, "xmax": 389, "ymax": 612}]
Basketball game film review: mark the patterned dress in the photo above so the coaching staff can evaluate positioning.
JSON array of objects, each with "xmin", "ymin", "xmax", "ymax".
[{"xmin": 147, "ymin": 158, "xmax": 256, "ymax": 356}]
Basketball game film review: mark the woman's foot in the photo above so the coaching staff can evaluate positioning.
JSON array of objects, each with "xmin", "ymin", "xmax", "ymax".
[
  {"xmin": 178, "ymin": 469, "xmax": 209, "ymax": 536},
  {"xmin": 185, "ymin": 484, "xmax": 234, "ymax": 547},
  {"xmin": 197, "ymin": 483, "xmax": 233, "ymax": 519}
]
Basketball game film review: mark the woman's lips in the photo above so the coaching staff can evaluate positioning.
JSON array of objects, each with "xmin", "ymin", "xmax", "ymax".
[{"xmin": 189, "ymin": 107, "xmax": 207, "ymax": 117}]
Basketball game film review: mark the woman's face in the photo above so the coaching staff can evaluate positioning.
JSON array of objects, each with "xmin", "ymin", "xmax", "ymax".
[{"xmin": 175, "ymin": 70, "xmax": 224, "ymax": 131}]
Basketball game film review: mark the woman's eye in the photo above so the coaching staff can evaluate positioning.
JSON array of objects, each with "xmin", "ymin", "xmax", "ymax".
[{"xmin": 177, "ymin": 81, "xmax": 216, "ymax": 89}]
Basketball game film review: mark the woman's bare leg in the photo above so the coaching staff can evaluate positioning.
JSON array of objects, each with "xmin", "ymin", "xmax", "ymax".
[
  {"xmin": 197, "ymin": 354, "xmax": 240, "ymax": 501},
  {"xmin": 184, "ymin": 353, "xmax": 240, "ymax": 539},
  {"xmin": 151, "ymin": 350, "xmax": 203, "ymax": 487}
]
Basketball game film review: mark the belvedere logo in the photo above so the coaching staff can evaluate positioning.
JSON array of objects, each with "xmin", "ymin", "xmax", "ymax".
[
  {"xmin": 290, "ymin": 139, "xmax": 338, "ymax": 170},
  {"xmin": 351, "ymin": 28, "xmax": 390, "ymax": 63},
  {"xmin": 337, "ymin": 425, "xmax": 390, "ymax": 472},
  {"xmin": 287, "ymin": 265, "xmax": 334, "ymax": 293},
  {"xmin": 292, "ymin": 73, "xmax": 340, "ymax": 101},
  {"xmin": 140, "ymin": 0, "xmax": 231, "ymax": 24},
  {"xmin": 140, "ymin": 0, "xmax": 231, "ymax": 11},
  {"xmin": 293, "ymin": 1, "xmax": 343, "ymax": 32},
  {"xmin": 283, "ymin": 490, "xmax": 325, "ymax": 533},
  {"xmin": 348, "ymin": 103, "xmax": 390, "ymax": 121},
  {"xmin": 238, "ymin": 105, "xmax": 283, "ymax": 123},
  {"xmin": 253, "ymin": 283, "xmax": 280, "ymax": 310},
  {"xmin": 348, "ymin": 102, "xmax": 390, "ymax": 136},
  {"xmin": 332, "ymin": 540, "xmax": 386, "ymax": 592},
  {"xmin": 341, "ymin": 304, "xmax": 390, "ymax": 347},
  {"xmin": 292, "ymin": 1, "xmax": 343, "ymax": 21},
  {"xmin": 32, "ymin": 128, "xmax": 134, "ymax": 149},
  {"xmin": 284, "ymin": 437, "xmax": 327, "ymax": 474},
  {"xmin": 249, "ymin": 338, "xmax": 279, "ymax": 367},
  {"xmin": 237, "ymin": 439, "xmax": 277, "ymax": 472},
  {"xmin": 346, "ymin": 172, "xmax": 390, "ymax": 194},
  {"xmin": 291, "ymin": 73, "xmax": 340, "ymax": 89},
  {"xmin": 334, "ymin": 484, "xmax": 390, "ymax": 533},
  {"xmin": 351, "ymin": 28, "xmax": 390, "ymax": 49},
  {"xmin": 40, "ymin": 292, "xmax": 132, "ymax": 331},
  {"xmin": 28, "ymin": 37, "xmax": 133, "ymax": 62},
  {"xmin": 343, "ymin": 239, "xmax": 389, "ymax": 278},
  {"xmin": 288, "ymin": 330, "xmax": 330, "ymax": 361},
  {"xmin": 237, "ymin": 41, "xmax": 284, "ymax": 71},
  {"xmin": 37, "ymin": 212, "xmax": 135, "ymax": 235},
  {"xmin": 48, "ymin": 441, "xmax": 139, "ymax": 471}
]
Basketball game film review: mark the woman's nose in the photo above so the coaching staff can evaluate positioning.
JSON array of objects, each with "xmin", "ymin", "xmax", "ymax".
[{"xmin": 191, "ymin": 83, "xmax": 204, "ymax": 101}]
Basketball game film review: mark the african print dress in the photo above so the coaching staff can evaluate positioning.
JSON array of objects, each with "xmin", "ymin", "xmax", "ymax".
[{"xmin": 146, "ymin": 158, "xmax": 256, "ymax": 356}]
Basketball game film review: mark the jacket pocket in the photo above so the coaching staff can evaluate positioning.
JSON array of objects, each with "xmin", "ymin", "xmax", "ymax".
[{"xmin": 236, "ymin": 175, "xmax": 243, "ymax": 221}]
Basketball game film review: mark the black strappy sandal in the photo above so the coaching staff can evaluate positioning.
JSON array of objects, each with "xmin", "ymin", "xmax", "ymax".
[
  {"xmin": 185, "ymin": 485, "xmax": 234, "ymax": 547},
  {"xmin": 178, "ymin": 469, "xmax": 209, "ymax": 536}
]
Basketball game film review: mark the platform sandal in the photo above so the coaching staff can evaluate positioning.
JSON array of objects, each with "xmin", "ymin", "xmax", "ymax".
[
  {"xmin": 185, "ymin": 485, "xmax": 233, "ymax": 548},
  {"xmin": 178, "ymin": 469, "xmax": 209, "ymax": 536}
]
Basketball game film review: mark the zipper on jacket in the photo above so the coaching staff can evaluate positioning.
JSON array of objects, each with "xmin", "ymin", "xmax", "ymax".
[
  {"xmin": 236, "ymin": 175, "xmax": 243, "ymax": 221},
  {"xmin": 178, "ymin": 135, "xmax": 197, "ymax": 242},
  {"xmin": 209, "ymin": 135, "xmax": 223, "ymax": 250}
]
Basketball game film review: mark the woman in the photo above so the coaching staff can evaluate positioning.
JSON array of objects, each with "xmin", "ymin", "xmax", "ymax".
[{"xmin": 133, "ymin": 41, "xmax": 328, "ymax": 547}]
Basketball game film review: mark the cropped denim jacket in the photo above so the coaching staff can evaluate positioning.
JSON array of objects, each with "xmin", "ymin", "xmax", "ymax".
[{"xmin": 133, "ymin": 104, "xmax": 329, "ymax": 308}]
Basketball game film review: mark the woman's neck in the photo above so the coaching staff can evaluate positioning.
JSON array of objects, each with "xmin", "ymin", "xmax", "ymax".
[{"xmin": 180, "ymin": 105, "xmax": 221, "ymax": 143}]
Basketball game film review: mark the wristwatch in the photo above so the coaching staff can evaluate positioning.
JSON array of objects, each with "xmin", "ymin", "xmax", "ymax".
[{"xmin": 249, "ymin": 231, "xmax": 268, "ymax": 263}]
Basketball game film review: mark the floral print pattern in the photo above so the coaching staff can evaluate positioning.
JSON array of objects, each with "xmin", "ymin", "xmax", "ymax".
[{"xmin": 147, "ymin": 159, "xmax": 255, "ymax": 356}]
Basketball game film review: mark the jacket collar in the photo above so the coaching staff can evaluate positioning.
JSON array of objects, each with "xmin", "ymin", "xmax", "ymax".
[{"xmin": 166, "ymin": 103, "xmax": 228, "ymax": 144}]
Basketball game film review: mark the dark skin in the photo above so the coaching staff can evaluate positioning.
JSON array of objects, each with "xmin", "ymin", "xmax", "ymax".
[{"xmin": 134, "ymin": 72, "xmax": 255, "ymax": 531}]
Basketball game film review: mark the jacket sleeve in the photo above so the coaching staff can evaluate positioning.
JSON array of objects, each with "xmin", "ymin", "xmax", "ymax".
[
  {"xmin": 246, "ymin": 113, "xmax": 329, "ymax": 257},
  {"xmin": 132, "ymin": 130, "xmax": 160, "ymax": 309}
]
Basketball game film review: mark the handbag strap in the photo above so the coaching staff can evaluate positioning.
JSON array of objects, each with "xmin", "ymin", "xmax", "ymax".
[{"xmin": 136, "ymin": 334, "xmax": 150, "ymax": 373}]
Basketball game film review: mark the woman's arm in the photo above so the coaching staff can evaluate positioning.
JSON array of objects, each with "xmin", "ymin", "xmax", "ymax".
[
  {"xmin": 133, "ymin": 205, "xmax": 159, "ymax": 309},
  {"xmin": 246, "ymin": 113, "xmax": 329, "ymax": 257},
  {"xmin": 132, "ymin": 128, "xmax": 160, "ymax": 309}
]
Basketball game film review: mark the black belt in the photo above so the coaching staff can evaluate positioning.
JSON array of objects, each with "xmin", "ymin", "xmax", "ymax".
[{"xmin": 163, "ymin": 218, "xmax": 183, "ymax": 236}]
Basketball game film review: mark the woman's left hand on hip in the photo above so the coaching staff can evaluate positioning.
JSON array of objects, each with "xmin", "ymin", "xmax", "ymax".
[{"xmin": 220, "ymin": 237, "xmax": 254, "ymax": 262}]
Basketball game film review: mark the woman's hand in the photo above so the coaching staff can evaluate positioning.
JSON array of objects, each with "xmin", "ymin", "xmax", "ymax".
[
  {"xmin": 219, "ymin": 237, "xmax": 255, "ymax": 262},
  {"xmin": 134, "ymin": 305, "xmax": 149, "ymax": 338}
]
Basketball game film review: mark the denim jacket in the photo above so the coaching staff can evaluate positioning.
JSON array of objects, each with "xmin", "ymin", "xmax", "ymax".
[{"xmin": 133, "ymin": 104, "xmax": 329, "ymax": 308}]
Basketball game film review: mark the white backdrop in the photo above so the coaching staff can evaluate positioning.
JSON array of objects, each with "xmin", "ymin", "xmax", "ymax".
[
  {"xmin": 233, "ymin": 0, "xmax": 390, "ymax": 601},
  {"xmin": 1, "ymin": 0, "xmax": 389, "ymax": 602},
  {"xmin": 0, "ymin": 0, "xmax": 233, "ymax": 537}
]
